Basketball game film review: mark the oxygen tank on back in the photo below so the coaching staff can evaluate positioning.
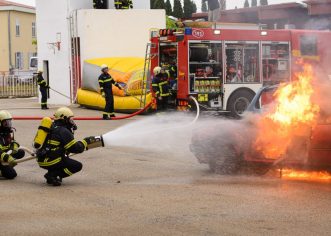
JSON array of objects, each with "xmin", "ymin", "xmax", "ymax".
[{"xmin": 33, "ymin": 117, "xmax": 52, "ymax": 149}]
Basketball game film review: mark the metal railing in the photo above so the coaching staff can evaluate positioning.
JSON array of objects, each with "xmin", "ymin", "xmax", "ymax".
[{"xmin": 0, "ymin": 74, "xmax": 38, "ymax": 98}]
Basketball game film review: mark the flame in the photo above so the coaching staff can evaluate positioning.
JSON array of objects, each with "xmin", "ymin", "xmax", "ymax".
[
  {"xmin": 254, "ymin": 64, "xmax": 320, "ymax": 159},
  {"xmin": 281, "ymin": 168, "xmax": 331, "ymax": 182}
]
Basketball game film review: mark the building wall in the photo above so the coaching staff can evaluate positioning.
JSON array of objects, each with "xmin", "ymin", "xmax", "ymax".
[
  {"xmin": 9, "ymin": 11, "xmax": 36, "ymax": 71},
  {"xmin": 0, "ymin": 11, "xmax": 9, "ymax": 72},
  {"xmin": 77, "ymin": 9, "xmax": 165, "ymax": 60},
  {"xmin": 36, "ymin": 0, "xmax": 93, "ymax": 105},
  {"xmin": 37, "ymin": 0, "xmax": 165, "ymax": 105}
]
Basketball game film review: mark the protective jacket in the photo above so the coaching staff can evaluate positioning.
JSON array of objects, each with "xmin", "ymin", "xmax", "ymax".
[
  {"xmin": 37, "ymin": 74, "xmax": 48, "ymax": 89},
  {"xmin": 152, "ymin": 74, "xmax": 170, "ymax": 97},
  {"xmin": 98, "ymin": 73, "xmax": 120, "ymax": 96},
  {"xmin": 0, "ymin": 132, "xmax": 16, "ymax": 163},
  {"xmin": 37, "ymin": 122, "xmax": 87, "ymax": 168}
]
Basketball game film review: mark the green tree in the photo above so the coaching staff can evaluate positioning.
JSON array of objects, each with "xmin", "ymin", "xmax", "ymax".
[
  {"xmin": 165, "ymin": 0, "xmax": 172, "ymax": 15},
  {"xmin": 151, "ymin": 0, "xmax": 165, "ymax": 9},
  {"xmin": 173, "ymin": 0, "xmax": 184, "ymax": 18},
  {"xmin": 260, "ymin": 0, "xmax": 268, "ymax": 5},
  {"xmin": 251, "ymin": 0, "xmax": 257, "ymax": 7},
  {"xmin": 244, "ymin": 0, "xmax": 249, "ymax": 7},
  {"xmin": 201, "ymin": 0, "xmax": 208, "ymax": 12},
  {"xmin": 184, "ymin": 0, "xmax": 197, "ymax": 18}
]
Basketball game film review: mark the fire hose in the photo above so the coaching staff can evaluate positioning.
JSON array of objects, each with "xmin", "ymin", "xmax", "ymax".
[
  {"xmin": 5, "ymin": 97, "xmax": 199, "ymax": 165},
  {"xmin": 13, "ymin": 102, "xmax": 152, "ymax": 121}
]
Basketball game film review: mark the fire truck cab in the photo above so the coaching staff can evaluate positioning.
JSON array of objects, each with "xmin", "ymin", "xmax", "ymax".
[{"xmin": 150, "ymin": 27, "xmax": 331, "ymax": 117}]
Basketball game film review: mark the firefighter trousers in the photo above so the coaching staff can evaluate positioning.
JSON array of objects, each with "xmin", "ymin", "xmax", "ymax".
[
  {"xmin": 0, "ymin": 149, "xmax": 25, "ymax": 179},
  {"xmin": 42, "ymin": 157, "xmax": 82, "ymax": 179},
  {"xmin": 157, "ymin": 96, "xmax": 169, "ymax": 111},
  {"xmin": 104, "ymin": 93, "xmax": 115, "ymax": 117},
  {"xmin": 40, "ymin": 87, "xmax": 48, "ymax": 108}
]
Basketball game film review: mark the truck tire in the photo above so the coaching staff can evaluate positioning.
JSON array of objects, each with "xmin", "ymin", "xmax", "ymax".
[{"xmin": 227, "ymin": 90, "xmax": 254, "ymax": 118}]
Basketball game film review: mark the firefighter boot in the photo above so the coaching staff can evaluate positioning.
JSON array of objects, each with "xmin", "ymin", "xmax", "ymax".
[
  {"xmin": 102, "ymin": 114, "xmax": 110, "ymax": 120},
  {"xmin": 44, "ymin": 172, "xmax": 62, "ymax": 186}
]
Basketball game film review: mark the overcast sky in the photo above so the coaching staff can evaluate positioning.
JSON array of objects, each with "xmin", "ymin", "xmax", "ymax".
[{"xmin": 11, "ymin": 0, "xmax": 295, "ymax": 10}]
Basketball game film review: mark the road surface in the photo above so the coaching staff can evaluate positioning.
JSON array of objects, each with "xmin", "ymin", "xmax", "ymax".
[{"xmin": 0, "ymin": 98, "xmax": 330, "ymax": 235}]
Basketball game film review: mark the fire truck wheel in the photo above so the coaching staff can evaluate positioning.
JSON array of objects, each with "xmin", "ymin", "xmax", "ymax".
[
  {"xmin": 227, "ymin": 90, "xmax": 255, "ymax": 118},
  {"xmin": 208, "ymin": 143, "xmax": 242, "ymax": 175}
]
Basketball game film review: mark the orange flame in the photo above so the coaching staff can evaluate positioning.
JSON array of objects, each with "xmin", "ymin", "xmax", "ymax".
[
  {"xmin": 281, "ymin": 168, "xmax": 331, "ymax": 182},
  {"xmin": 254, "ymin": 64, "xmax": 320, "ymax": 159}
]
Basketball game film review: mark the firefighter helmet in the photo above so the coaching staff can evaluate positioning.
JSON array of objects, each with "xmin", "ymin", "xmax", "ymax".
[
  {"xmin": 54, "ymin": 107, "xmax": 74, "ymax": 120},
  {"xmin": 153, "ymin": 66, "xmax": 162, "ymax": 75},
  {"xmin": 101, "ymin": 64, "xmax": 108, "ymax": 71},
  {"xmin": 0, "ymin": 110, "xmax": 13, "ymax": 128},
  {"xmin": 38, "ymin": 70, "xmax": 43, "ymax": 74}
]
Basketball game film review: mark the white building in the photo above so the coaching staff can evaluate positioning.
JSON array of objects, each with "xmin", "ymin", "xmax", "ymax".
[{"xmin": 36, "ymin": 0, "xmax": 165, "ymax": 105}]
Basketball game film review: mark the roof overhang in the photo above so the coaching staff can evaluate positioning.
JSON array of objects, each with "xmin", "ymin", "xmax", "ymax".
[{"xmin": 0, "ymin": 5, "xmax": 35, "ymax": 14}]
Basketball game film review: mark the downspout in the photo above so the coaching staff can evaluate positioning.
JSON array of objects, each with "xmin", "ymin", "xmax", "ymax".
[{"xmin": 7, "ymin": 11, "xmax": 12, "ymax": 74}]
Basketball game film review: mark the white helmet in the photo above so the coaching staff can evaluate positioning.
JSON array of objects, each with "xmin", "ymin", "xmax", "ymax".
[
  {"xmin": 153, "ymin": 66, "xmax": 162, "ymax": 75},
  {"xmin": 0, "ymin": 110, "xmax": 13, "ymax": 129},
  {"xmin": 101, "ymin": 64, "xmax": 108, "ymax": 71}
]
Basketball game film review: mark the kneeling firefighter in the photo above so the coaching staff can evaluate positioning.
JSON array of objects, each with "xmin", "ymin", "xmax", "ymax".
[
  {"xmin": 0, "ymin": 110, "xmax": 25, "ymax": 179},
  {"xmin": 34, "ymin": 107, "xmax": 104, "ymax": 186}
]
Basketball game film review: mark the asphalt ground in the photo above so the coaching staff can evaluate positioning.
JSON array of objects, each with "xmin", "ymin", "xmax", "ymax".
[{"xmin": 0, "ymin": 98, "xmax": 330, "ymax": 236}]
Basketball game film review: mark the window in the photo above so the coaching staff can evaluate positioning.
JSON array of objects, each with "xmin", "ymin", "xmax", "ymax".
[
  {"xmin": 262, "ymin": 42, "xmax": 290, "ymax": 85},
  {"xmin": 16, "ymin": 19, "xmax": 20, "ymax": 36},
  {"xmin": 300, "ymin": 35, "xmax": 317, "ymax": 56},
  {"xmin": 15, "ymin": 52, "xmax": 23, "ymax": 69},
  {"xmin": 188, "ymin": 42, "xmax": 222, "ymax": 94},
  {"xmin": 32, "ymin": 22, "xmax": 36, "ymax": 37},
  {"xmin": 225, "ymin": 42, "xmax": 260, "ymax": 83}
]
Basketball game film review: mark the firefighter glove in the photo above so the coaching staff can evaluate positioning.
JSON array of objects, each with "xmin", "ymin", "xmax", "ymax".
[{"xmin": 101, "ymin": 92, "xmax": 105, "ymax": 98}]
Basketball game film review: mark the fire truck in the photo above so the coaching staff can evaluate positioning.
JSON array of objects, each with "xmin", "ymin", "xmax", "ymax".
[{"xmin": 149, "ymin": 27, "xmax": 331, "ymax": 117}]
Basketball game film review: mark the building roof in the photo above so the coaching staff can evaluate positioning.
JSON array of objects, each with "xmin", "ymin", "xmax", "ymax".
[
  {"xmin": 0, "ymin": 0, "xmax": 35, "ymax": 13},
  {"xmin": 192, "ymin": 1, "xmax": 331, "ymax": 20}
]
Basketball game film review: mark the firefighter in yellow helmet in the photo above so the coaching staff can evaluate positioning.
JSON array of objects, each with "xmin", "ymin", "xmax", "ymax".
[
  {"xmin": 0, "ymin": 110, "xmax": 25, "ymax": 179},
  {"xmin": 36, "ymin": 107, "xmax": 97, "ymax": 186},
  {"xmin": 152, "ymin": 66, "xmax": 170, "ymax": 111}
]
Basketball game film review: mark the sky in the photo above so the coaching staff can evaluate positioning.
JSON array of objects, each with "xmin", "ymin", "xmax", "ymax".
[{"xmin": 11, "ymin": 0, "xmax": 295, "ymax": 11}]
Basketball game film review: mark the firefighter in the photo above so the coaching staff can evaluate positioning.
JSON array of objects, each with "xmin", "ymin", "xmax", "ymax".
[
  {"xmin": 152, "ymin": 66, "xmax": 170, "ymax": 111},
  {"xmin": 36, "ymin": 107, "xmax": 96, "ymax": 186},
  {"xmin": 37, "ymin": 70, "xmax": 49, "ymax": 110},
  {"xmin": 0, "ymin": 110, "xmax": 25, "ymax": 179},
  {"xmin": 203, "ymin": 0, "xmax": 221, "ymax": 22},
  {"xmin": 98, "ymin": 64, "xmax": 123, "ymax": 120},
  {"xmin": 115, "ymin": 0, "xmax": 133, "ymax": 9}
]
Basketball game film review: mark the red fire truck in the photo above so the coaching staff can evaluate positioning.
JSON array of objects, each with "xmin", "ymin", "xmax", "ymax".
[{"xmin": 149, "ymin": 27, "xmax": 331, "ymax": 117}]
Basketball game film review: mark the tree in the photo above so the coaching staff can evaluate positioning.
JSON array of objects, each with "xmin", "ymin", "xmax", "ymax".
[
  {"xmin": 173, "ymin": 0, "xmax": 184, "ymax": 18},
  {"xmin": 184, "ymin": 0, "xmax": 197, "ymax": 18},
  {"xmin": 201, "ymin": 0, "xmax": 208, "ymax": 12},
  {"xmin": 244, "ymin": 0, "xmax": 249, "ymax": 8},
  {"xmin": 151, "ymin": 0, "xmax": 165, "ymax": 9},
  {"xmin": 220, "ymin": 0, "xmax": 226, "ymax": 10},
  {"xmin": 165, "ymin": 0, "xmax": 172, "ymax": 15},
  {"xmin": 251, "ymin": 0, "xmax": 257, "ymax": 7},
  {"xmin": 260, "ymin": 0, "xmax": 268, "ymax": 5}
]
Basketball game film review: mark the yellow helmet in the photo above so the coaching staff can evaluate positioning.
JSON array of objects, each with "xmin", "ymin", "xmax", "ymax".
[
  {"xmin": 54, "ymin": 107, "xmax": 74, "ymax": 120},
  {"xmin": 153, "ymin": 66, "xmax": 162, "ymax": 75},
  {"xmin": 0, "ymin": 110, "xmax": 12, "ymax": 128}
]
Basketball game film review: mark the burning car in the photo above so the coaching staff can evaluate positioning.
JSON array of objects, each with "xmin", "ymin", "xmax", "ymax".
[{"xmin": 190, "ymin": 64, "xmax": 331, "ymax": 175}]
